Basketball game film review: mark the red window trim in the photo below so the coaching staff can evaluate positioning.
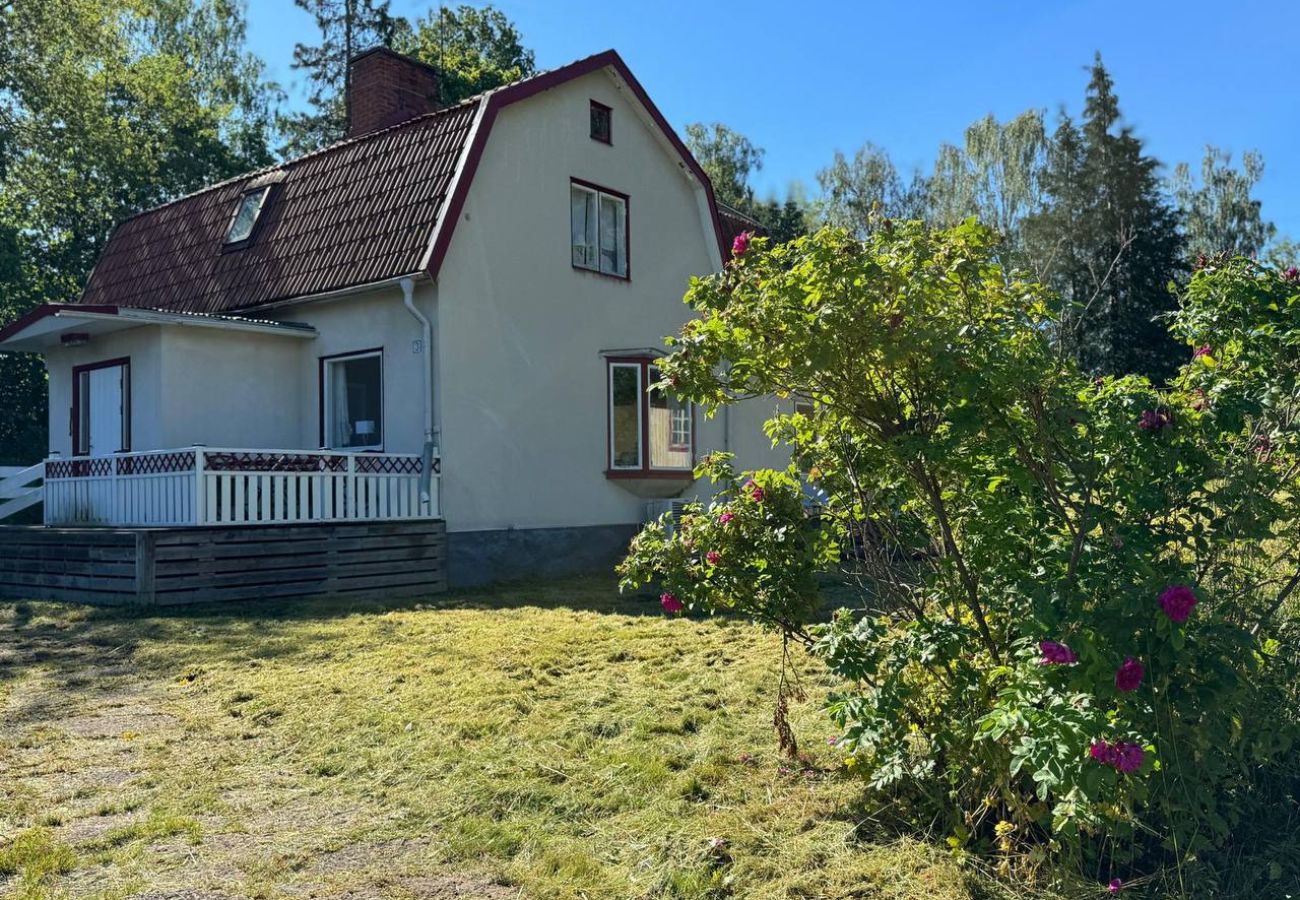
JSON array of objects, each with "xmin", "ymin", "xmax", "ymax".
[
  {"xmin": 589, "ymin": 100, "xmax": 612, "ymax": 145},
  {"xmin": 71, "ymin": 357, "xmax": 131, "ymax": 457},
  {"xmin": 570, "ymin": 178, "xmax": 630, "ymax": 282},
  {"xmin": 318, "ymin": 347, "xmax": 385, "ymax": 451},
  {"xmin": 604, "ymin": 356, "xmax": 694, "ymax": 479}
]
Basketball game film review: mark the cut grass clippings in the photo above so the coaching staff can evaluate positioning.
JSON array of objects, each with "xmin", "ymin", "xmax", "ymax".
[{"xmin": 0, "ymin": 575, "xmax": 1075, "ymax": 899}]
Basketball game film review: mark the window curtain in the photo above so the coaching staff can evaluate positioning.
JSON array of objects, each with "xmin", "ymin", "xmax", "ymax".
[
  {"xmin": 571, "ymin": 187, "xmax": 596, "ymax": 266},
  {"xmin": 331, "ymin": 363, "xmax": 350, "ymax": 448},
  {"xmin": 599, "ymin": 194, "xmax": 625, "ymax": 275}
]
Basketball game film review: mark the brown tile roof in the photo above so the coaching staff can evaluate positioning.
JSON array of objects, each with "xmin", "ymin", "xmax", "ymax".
[{"xmin": 80, "ymin": 98, "xmax": 481, "ymax": 314}]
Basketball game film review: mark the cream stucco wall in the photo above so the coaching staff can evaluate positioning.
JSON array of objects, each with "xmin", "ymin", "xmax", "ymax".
[
  {"xmin": 280, "ymin": 283, "xmax": 437, "ymax": 454},
  {"xmin": 434, "ymin": 69, "xmax": 788, "ymax": 533},
  {"xmin": 45, "ymin": 326, "xmax": 165, "ymax": 457}
]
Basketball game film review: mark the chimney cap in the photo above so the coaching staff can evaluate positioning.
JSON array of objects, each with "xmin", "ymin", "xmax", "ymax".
[{"xmin": 348, "ymin": 45, "xmax": 441, "ymax": 78}]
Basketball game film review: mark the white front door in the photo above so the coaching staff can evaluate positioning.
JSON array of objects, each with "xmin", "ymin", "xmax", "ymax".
[{"xmin": 82, "ymin": 364, "xmax": 126, "ymax": 455}]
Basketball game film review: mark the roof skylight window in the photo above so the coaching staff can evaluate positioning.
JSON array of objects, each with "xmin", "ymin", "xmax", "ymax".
[{"xmin": 224, "ymin": 186, "xmax": 271, "ymax": 244}]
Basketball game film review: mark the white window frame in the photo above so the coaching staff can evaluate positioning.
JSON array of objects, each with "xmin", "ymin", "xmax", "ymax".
[
  {"xmin": 608, "ymin": 362, "xmax": 643, "ymax": 471},
  {"xmin": 224, "ymin": 185, "xmax": 271, "ymax": 244},
  {"xmin": 323, "ymin": 350, "xmax": 385, "ymax": 452},
  {"xmin": 571, "ymin": 181, "xmax": 628, "ymax": 278},
  {"xmin": 669, "ymin": 404, "xmax": 692, "ymax": 451}
]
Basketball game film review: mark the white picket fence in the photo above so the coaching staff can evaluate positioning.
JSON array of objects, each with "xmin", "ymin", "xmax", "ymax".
[{"xmin": 41, "ymin": 447, "xmax": 439, "ymax": 527}]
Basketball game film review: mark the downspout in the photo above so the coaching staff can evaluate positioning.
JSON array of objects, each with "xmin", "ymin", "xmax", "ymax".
[{"xmin": 400, "ymin": 277, "xmax": 436, "ymax": 513}]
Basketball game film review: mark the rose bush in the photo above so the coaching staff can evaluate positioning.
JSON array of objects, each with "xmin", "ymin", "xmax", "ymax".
[{"xmin": 619, "ymin": 224, "xmax": 1300, "ymax": 882}]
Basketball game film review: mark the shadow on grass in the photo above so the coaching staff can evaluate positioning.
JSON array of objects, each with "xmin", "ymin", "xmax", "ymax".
[{"xmin": 0, "ymin": 572, "xmax": 671, "ymax": 690}]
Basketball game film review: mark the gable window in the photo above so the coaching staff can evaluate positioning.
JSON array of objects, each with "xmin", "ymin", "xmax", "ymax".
[
  {"xmin": 225, "ymin": 185, "xmax": 271, "ymax": 244},
  {"xmin": 589, "ymin": 100, "xmax": 612, "ymax": 144},
  {"xmin": 571, "ymin": 180, "xmax": 628, "ymax": 278},
  {"xmin": 607, "ymin": 358, "xmax": 692, "ymax": 475},
  {"xmin": 321, "ymin": 350, "xmax": 384, "ymax": 450}
]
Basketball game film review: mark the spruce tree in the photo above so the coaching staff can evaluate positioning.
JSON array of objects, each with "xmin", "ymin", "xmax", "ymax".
[
  {"xmin": 282, "ymin": 0, "xmax": 397, "ymax": 155},
  {"xmin": 1026, "ymin": 55, "xmax": 1185, "ymax": 381}
]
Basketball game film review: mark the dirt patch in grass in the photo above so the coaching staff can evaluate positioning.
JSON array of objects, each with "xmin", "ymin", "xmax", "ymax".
[{"xmin": 0, "ymin": 576, "xmax": 993, "ymax": 900}]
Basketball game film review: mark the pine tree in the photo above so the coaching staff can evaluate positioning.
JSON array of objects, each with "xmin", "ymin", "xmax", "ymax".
[
  {"xmin": 1025, "ymin": 55, "xmax": 1185, "ymax": 381},
  {"xmin": 281, "ymin": 0, "xmax": 397, "ymax": 155}
]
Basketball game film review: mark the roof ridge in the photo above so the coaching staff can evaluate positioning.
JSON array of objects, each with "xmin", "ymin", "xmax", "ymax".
[
  {"xmin": 113, "ymin": 93, "xmax": 485, "ymax": 226},
  {"xmin": 108, "ymin": 48, "xmax": 622, "ymax": 228}
]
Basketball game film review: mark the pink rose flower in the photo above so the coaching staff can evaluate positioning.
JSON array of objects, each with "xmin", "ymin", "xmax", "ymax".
[
  {"xmin": 1113, "ymin": 742, "xmax": 1144, "ymax": 774},
  {"xmin": 732, "ymin": 231, "xmax": 751, "ymax": 256},
  {"xmin": 1284, "ymin": 266, "xmax": 1300, "ymax": 282},
  {"xmin": 1089, "ymin": 740, "xmax": 1117, "ymax": 766},
  {"xmin": 1090, "ymin": 739, "xmax": 1145, "ymax": 774},
  {"xmin": 660, "ymin": 592, "xmax": 683, "ymax": 614},
  {"xmin": 1159, "ymin": 584, "xmax": 1198, "ymax": 623},
  {"xmin": 1039, "ymin": 640, "xmax": 1078, "ymax": 665},
  {"xmin": 705, "ymin": 550, "xmax": 721, "ymax": 565},
  {"xmin": 1108, "ymin": 878, "xmax": 1123, "ymax": 893},
  {"xmin": 718, "ymin": 511, "xmax": 735, "ymax": 525},
  {"xmin": 1115, "ymin": 656, "xmax": 1144, "ymax": 693},
  {"xmin": 1192, "ymin": 345, "xmax": 1212, "ymax": 360}
]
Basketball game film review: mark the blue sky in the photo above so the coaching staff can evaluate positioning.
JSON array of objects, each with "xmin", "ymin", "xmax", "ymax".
[{"xmin": 245, "ymin": 0, "xmax": 1300, "ymax": 240}]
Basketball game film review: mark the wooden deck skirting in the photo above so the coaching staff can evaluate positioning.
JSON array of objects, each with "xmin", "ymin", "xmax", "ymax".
[{"xmin": 0, "ymin": 520, "xmax": 447, "ymax": 606}]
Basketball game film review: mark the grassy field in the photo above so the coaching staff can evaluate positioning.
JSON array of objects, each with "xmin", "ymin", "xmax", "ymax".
[{"xmin": 0, "ymin": 576, "xmax": 1048, "ymax": 900}]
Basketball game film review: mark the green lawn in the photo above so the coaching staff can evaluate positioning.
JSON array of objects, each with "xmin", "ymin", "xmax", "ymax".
[{"xmin": 0, "ymin": 576, "xmax": 1026, "ymax": 900}]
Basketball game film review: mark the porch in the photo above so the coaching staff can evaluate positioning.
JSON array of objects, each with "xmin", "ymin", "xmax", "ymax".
[
  {"xmin": 26, "ymin": 446, "xmax": 439, "ymax": 527},
  {"xmin": 0, "ymin": 447, "xmax": 446, "ymax": 606}
]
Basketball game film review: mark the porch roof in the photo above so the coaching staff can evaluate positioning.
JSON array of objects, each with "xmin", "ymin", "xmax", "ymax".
[{"xmin": 0, "ymin": 304, "xmax": 317, "ymax": 353}]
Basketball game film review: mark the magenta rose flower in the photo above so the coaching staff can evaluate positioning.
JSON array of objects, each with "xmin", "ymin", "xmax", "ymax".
[
  {"xmin": 1192, "ymin": 345, "xmax": 1212, "ymax": 360},
  {"xmin": 1115, "ymin": 656, "xmax": 1144, "ymax": 692},
  {"xmin": 718, "ymin": 511, "xmax": 735, "ymax": 525},
  {"xmin": 1113, "ymin": 741, "xmax": 1144, "ymax": 774},
  {"xmin": 705, "ymin": 550, "xmax": 721, "ymax": 565},
  {"xmin": 1038, "ymin": 640, "xmax": 1078, "ymax": 665},
  {"xmin": 660, "ymin": 592, "xmax": 683, "ymax": 614},
  {"xmin": 1090, "ymin": 739, "xmax": 1144, "ymax": 774},
  {"xmin": 1285, "ymin": 265, "xmax": 1300, "ymax": 282},
  {"xmin": 1089, "ymin": 740, "xmax": 1117, "ymax": 766},
  {"xmin": 1108, "ymin": 878, "xmax": 1123, "ymax": 893},
  {"xmin": 732, "ymin": 231, "xmax": 751, "ymax": 256},
  {"xmin": 1159, "ymin": 584, "xmax": 1198, "ymax": 622}
]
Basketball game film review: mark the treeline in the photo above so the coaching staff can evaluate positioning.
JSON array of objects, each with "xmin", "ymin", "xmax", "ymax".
[
  {"xmin": 687, "ymin": 55, "xmax": 1295, "ymax": 383},
  {"xmin": 0, "ymin": 3, "xmax": 1292, "ymax": 463}
]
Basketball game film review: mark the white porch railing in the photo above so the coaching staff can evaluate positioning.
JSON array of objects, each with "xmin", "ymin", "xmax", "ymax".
[{"xmin": 42, "ymin": 447, "xmax": 440, "ymax": 527}]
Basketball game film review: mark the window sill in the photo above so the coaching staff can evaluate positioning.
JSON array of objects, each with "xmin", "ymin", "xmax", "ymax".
[{"xmin": 572, "ymin": 263, "xmax": 630, "ymax": 282}]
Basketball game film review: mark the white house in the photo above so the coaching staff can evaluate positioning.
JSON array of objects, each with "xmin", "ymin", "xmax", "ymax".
[{"xmin": 0, "ymin": 48, "xmax": 788, "ymax": 598}]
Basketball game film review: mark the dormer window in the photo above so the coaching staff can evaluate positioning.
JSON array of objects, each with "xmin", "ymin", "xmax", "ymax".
[
  {"xmin": 224, "ymin": 186, "xmax": 271, "ymax": 244},
  {"xmin": 590, "ymin": 101, "xmax": 611, "ymax": 144}
]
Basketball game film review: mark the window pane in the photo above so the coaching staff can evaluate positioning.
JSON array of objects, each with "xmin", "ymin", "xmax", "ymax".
[
  {"xmin": 329, "ymin": 355, "xmax": 383, "ymax": 449},
  {"xmin": 599, "ymin": 194, "xmax": 626, "ymax": 276},
  {"xmin": 590, "ymin": 103, "xmax": 611, "ymax": 143},
  {"xmin": 648, "ymin": 366, "xmax": 690, "ymax": 468},
  {"xmin": 226, "ymin": 187, "xmax": 268, "ymax": 243},
  {"xmin": 571, "ymin": 186, "xmax": 597, "ymax": 269},
  {"xmin": 610, "ymin": 364, "xmax": 641, "ymax": 469}
]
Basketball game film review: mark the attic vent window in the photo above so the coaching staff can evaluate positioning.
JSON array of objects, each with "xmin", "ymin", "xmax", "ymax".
[
  {"xmin": 590, "ymin": 101, "xmax": 611, "ymax": 144},
  {"xmin": 224, "ymin": 186, "xmax": 271, "ymax": 244}
]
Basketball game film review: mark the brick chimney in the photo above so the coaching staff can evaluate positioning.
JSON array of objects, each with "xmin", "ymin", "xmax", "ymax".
[{"xmin": 347, "ymin": 47, "xmax": 442, "ymax": 138}]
